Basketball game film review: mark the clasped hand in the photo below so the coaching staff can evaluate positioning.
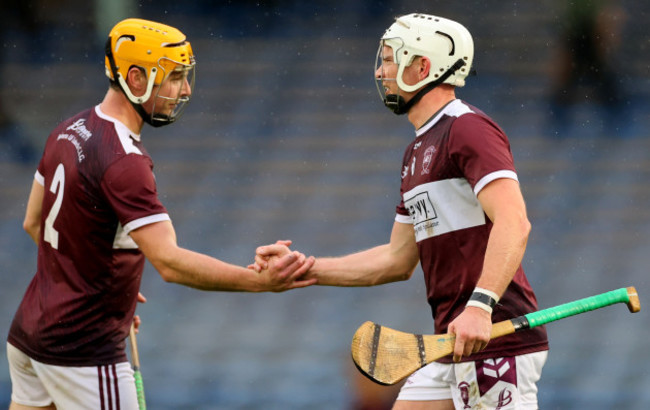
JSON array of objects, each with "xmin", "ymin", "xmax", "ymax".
[{"xmin": 251, "ymin": 240, "xmax": 317, "ymax": 292}]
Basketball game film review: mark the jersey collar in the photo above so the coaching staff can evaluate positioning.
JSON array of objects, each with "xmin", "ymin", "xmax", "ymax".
[
  {"xmin": 415, "ymin": 99, "xmax": 458, "ymax": 137},
  {"xmin": 95, "ymin": 105, "xmax": 142, "ymax": 142}
]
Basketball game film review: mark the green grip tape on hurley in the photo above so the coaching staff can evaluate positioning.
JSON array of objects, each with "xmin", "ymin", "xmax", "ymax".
[
  {"xmin": 134, "ymin": 370, "xmax": 146, "ymax": 409},
  {"xmin": 525, "ymin": 288, "xmax": 630, "ymax": 328}
]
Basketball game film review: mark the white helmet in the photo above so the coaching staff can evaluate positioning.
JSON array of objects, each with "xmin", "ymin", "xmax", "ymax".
[{"xmin": 376, "ymin": 13, "xmax": 474, "ymax": 113}]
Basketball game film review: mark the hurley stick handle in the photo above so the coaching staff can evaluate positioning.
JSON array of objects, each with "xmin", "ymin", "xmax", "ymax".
[
  {"xmin": 491, "ymin": 286, "xmax": 640, "ymax": 339},
  {"xmin": 525, "ymin": 286, "xmax": 640, "ymax": 327},
  {"xmin": 129, "ymin": 323, "xmax": 141, "ymax": 369},
  {"xmin": 130, "ymin": 323, "xmax": 146, "ymax": 410}
]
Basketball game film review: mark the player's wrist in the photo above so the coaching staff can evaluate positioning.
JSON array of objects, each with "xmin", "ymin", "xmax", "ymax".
[{"xmin": 466, "ymin": 287, "xmax": 499, "ymax": 314}]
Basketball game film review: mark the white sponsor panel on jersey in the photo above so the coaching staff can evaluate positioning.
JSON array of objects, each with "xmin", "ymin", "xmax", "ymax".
[{"xmin": 403, "ymin": 178, "xmax": 485, "ymax": 242}]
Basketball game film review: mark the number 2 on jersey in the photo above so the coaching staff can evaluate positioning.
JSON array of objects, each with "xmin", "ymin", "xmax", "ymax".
[{"xmin": 43, "ymin": 163, "xmax": 65, "ymax": 249}]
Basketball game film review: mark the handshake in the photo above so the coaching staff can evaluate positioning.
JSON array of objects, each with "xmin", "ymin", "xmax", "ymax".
[{"xmin": 247, "ymin": 240, "xmax": 317, "ymax": 292}]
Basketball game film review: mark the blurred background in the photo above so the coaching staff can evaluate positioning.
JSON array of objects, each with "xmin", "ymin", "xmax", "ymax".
[{"xmin": 1, "ymin": 0, "xmax": 649, "ymax": 408}]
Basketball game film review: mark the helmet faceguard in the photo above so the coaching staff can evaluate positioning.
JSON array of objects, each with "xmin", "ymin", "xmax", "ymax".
[
  {"xmin": 105, "ymin": 18, "xmax": 196, "ymax": 127},
  {"xmin": 375, "ymin": 13, "xmax": 474, "ymax": 115}
]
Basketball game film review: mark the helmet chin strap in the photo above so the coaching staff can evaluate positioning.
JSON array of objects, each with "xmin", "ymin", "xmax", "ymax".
[
  {"xmin": 131, "ymin": 102, "xmax": 174, "ymax": 128},
  {"xmin": 384, "ymin": 58, "xmax": 466, "ymax": 115},
  {"xmin": 123, "ymin": 74, "xmax": 175, "ymax": 128}
]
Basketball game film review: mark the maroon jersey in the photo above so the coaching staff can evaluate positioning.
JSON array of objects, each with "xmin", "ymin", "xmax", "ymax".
[
  {"xmin": 395, "ymin": 99, "xmax": 548, "ymax": 363},
  {"xmin": 8, "ymin": 105, "xmax": 169, "ymax": 366}
]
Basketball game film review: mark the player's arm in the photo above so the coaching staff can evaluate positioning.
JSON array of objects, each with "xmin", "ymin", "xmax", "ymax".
[
  {"xmin": 475, "ymin": 178, "xmax": 531, "ymax": 297},
  {"xmin": 23, "ymin": 179, "xmax": 44, "ymax": 244},
  {"xmin": 129, "ymin": 220, "xmax": 316, "ymax": 292},
  {"xmin": 448, "ymin": 177, "xmax": 531, "ymax": 361},
  {"xmin": 257, "ymin": 221, "xmax": 420, "ymax": 286}
]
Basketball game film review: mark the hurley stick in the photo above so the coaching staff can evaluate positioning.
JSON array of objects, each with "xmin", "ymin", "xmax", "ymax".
[
  {"xmin": 351, "ymin": 286, "xmax": 640, "ymax": 385},
  {"xmin": 129, "ymin": 323, "xmax": 147, "ymax": 409}
]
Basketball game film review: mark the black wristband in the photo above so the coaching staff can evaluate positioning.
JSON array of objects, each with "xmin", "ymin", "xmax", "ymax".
[{"xmin": 469, "ymin": 291, "xmax": 497, "ymax": 309}]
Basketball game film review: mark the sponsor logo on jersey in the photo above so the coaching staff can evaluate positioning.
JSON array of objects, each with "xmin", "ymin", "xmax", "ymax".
[
  {"xmin": 404, "ymin": 189, "xmax": 438, "ymax": 239},
  {"xmin": 67, "ymin": 118, "xmax": 93, "ymax": 141},
  {"xmin": 402, "ymin": 180, "xmax": 485, "ymax": 242},
  {"xmin": 56, "ymin": 134, "xmax": 86, "ymax": 162}
]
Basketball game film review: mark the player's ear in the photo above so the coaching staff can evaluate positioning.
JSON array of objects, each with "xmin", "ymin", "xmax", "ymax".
[
  {"xmin": 419, "ymin": 57, "xmax": 431, "ymax": 81},
  {"xmin": 125, "ymin": 66, "xmax": 148, "ymax": 96}
]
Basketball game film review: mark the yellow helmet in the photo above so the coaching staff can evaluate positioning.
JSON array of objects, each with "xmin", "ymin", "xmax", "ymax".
[{"xmin": 105, "ymin": 18, "xmax": 196, "ymax": 126}]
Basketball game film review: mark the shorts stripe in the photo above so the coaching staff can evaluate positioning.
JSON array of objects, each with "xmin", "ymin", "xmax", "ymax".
[
  {"xmin": 112, "ymin": 364, "xmax": 121, "ymax": 410},
  {"xmin": 105, "ymin": 366, "xmax": 113, "ymax": 410},
  {"xmin": 98, "ymin": 364, "xmax": 121, "ymax": 410},
  {"xmin": 98, "ymin": 366, "xmax": 106, "ymax": 410}
]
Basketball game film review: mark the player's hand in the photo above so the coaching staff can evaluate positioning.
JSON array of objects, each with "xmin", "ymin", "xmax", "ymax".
[
  {"xmin": 447, "ymin": 306, "xmax": 492, "ymax": 362},
  {"xmin": 248, "ymin": 240, "xmax": 293, "ymax": 272},
  {"xmin": 261, "ymin": 251, "xmax": 316, "ymax": 291},
  {"xmin": 255, "ymin": 242, "xmax": 316, "ymax": 291}
]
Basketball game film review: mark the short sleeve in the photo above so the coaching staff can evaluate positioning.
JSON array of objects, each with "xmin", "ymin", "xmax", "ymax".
[
  {"xmin": 395, "ymin": 144, "xmax": 414, "ymax": 222},
  {"xmin": 447, "ymin": 113, "xmax": 517, "ymax": 195},
  {"xmin": 101, "ymin": 154, "xmax": 168, "ymax": 231},
  {"xmin": 36, "ymin": 152, "xmax": 46, "ymax": 186}
]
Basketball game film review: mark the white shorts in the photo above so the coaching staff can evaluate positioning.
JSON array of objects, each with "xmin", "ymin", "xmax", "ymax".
[
  {"xmin": 7, "ymin": 343, "xmax": 139, "ymax": 410},
  {"xmin": 396, "ymin": 350, "xmax": 548, "ymax": 410}
]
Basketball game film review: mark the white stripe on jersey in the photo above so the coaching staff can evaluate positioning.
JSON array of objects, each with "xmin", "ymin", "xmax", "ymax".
[
  {"xmin": 114, "ymin": 214, "xmax": 171, "ymax": 249},
  {"xmin": 474, "ymin": 170, "xmax": 518, "ymax": 195},
  {"xmin": 122, "ymin": 213, "xmax": 171, "ymax": 235},
  {"xmin": 401, "ymin": 178, "xmax": 486, "ymax": 242},
  {"xmin": 395, "ymin": 213, "xmax": 412, "ymax": 224},
  {"xmin": 35, "ymin": 170, "xmax": 45, "ymax": 186}
]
